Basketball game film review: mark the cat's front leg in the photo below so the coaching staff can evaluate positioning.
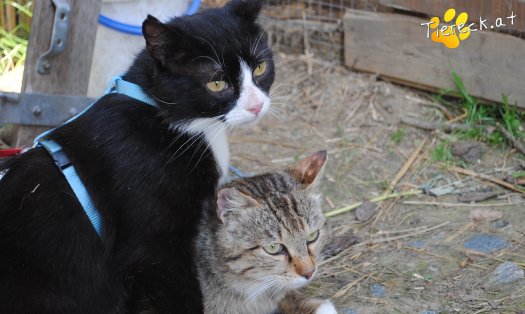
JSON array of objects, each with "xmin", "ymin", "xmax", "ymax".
[{"xmin": 278, "ymin": 291, "xmax": 337, "ymax": 314}]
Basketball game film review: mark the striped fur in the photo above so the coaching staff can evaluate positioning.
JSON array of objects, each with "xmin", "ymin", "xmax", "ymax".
[{"xmin": 196, "ymin": 151, "xmax": 337, "ymax": 314}]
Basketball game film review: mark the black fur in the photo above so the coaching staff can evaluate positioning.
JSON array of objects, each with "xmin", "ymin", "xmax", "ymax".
[{"xmin": 0, "ymin": 1, "xmax": 273, "ymax": 313}]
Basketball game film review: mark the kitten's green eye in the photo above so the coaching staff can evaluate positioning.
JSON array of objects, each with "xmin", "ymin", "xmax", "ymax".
[
  {"xmin": 262, "ymin": 243, "xmax": 283, "ymax": 255},
  {"xmin": 206, "ymin": 80, "xmax": 228, "ymax": 92},
  {"xmin": 307, "ymin": 230, "xmax": 319, "ymax": 243},
  {"xmin": 253, "ymin": 61, "xmax": 267, "ymax": 77}
]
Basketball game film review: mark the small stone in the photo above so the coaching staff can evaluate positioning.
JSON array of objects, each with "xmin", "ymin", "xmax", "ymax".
[
  {"xmin": 405, "ymin": 239, "xmax": 425, "ymax": 249},
  {"xmin": 451, "ymin": 140, "xmax": 483, "ymax": 163},
  {"xmin": 355, "ymin": 201, "xmax": 375, "ymax": 222},
  {"xmin": 323, "ymin": 234, "xmax": 358, "ymax": 258},
  {"xmin": 464, "ymin": 234, "xmax": 507, "ymax": 253},
  {"xmin": 492, "ymin": 219, "xmax": 509, "ymax": 229},
  {"xmin": 488, "ymin": 262, "xmax": 524, "ymax": 286},
  {"xmin": 370, "ymin": 283, "xmax": 387, "ymax": 297}
]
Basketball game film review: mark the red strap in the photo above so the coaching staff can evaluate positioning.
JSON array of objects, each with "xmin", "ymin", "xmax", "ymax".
[{"xmin": 0, "ymin": 148, "xmax": 23, "ymax": 157}]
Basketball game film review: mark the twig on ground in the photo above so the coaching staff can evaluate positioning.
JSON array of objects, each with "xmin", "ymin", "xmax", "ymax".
[
  {"xmin": 403, "ymin": 200, "xmax": 524, "ymax": 207},
  {"xmin": 466, "ymin": 250, "xmax": 525, "ymax": 268},
  {"xmin": 400, "ymin": 116, "xmax": 472, "ymax": 132},
  {"xmin": 324, "ymin": 189, "xmax": 422, "ymax": 218},
  {"xmin": 369, "ymin": 221, "xmax": 449, "ymax": 244},
  {"xmin": 447, "ymin": 108, "xmax": 468, "ymax": 124},
  {"xmin": 404, "ymin": 94, "xmax": 454, "ymax": 120},
  {"xmin": 498, "ymin": 124, "xmax": 525, "ymax": 156},
  {"xmin": 444, "ymin": 222, "xmax": 476, "ymax": 243},
  {"xmin": 404, "ymin": 246, "xmax": 489, "ymax": 270},
  {"xmin": 448, "ymin": 166, "xmax": 525, "ymax": 195},
  {"xmin": 387, "ymin": 137, "xmax": 428, "ymax": 192},
  {"xmin": 332, "ymin": 273, "xmax": 371, "ymax": 298}
]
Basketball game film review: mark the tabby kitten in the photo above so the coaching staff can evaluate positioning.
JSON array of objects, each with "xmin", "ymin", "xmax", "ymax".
[
  {"xmin": 0, "ymin": 1, "xmax": 273, "ymax": 313},
  {"xmin": 197, "ymin": 151, "xmax": 337, "ymax": 314}
]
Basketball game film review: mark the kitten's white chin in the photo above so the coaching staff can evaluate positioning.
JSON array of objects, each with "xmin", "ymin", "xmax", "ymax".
[{"xmin": 288, "ymin": 277, "xmax": 310, "ymax": 289}]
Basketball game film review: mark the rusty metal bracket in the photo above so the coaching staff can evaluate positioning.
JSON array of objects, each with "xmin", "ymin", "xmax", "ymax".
[
  {"xmin": 0, "ymin": 92, "xmax": 92, "ymax": 126},
  {"xmin": 37, "ymin": 0, "xmax": 71, "ymax": 74}
]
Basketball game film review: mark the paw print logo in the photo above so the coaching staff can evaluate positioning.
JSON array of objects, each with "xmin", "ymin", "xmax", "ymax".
[{"xmin": 429, "ymin": 8, "xmax": 470, "ymax": 49}]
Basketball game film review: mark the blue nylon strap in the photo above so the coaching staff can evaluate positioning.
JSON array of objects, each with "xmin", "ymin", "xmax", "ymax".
[
  {"xmin": 39, "ymin": 140, "xmax": 103, "ymax": 237},
  {"xmin": 108, "ymin": 76, "xmax": 157, "ymax": 107},
  {"xmin": 34, "ymin": 76, "xmax": 157, "ymax": 238}
]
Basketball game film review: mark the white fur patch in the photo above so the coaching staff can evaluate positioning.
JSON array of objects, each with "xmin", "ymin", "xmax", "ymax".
[
  {"xmin": 288, "ymin": 277, "xmax": 310, "ymax": 289},
  {"xmin": 224, "ymin": 61, "xmax": 270, "ymax": 126},
  {"xmin": 315, "ymin": 300, "xmax": 338, "ymax": 314},
  {"xmin": 180, "ymin": 118, "xmax": 229, "ymax": 179}
]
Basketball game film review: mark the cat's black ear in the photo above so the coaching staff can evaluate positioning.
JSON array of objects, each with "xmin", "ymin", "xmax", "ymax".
[
  {"xmin": 227, "ymin": 0, "xmax": 262, "ymax": 24},
  {"xmin": 288, "ymin": 150, "xmax": 327, "ymax": 189},
  {"xmin": 217, "ymin": 188, "xmax": 259, "ymax": 223},
  {"xmin": 142, "ymin": 15, "xmax": 172, "ymax": 64}
]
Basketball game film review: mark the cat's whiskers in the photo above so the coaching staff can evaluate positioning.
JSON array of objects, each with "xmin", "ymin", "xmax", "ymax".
[
  {"xmin": 268, "ymin": 281, "xmax": 287, "ymax": 304},
  {"xmin": 251, "ymin": 30, "xmax": 265, "ymax": 55},
  {"xmin": 268, "ymin": 107, "xmax": 284, "ymax": 121},
  {"xmin": 243, "ymin": 276, "xmax": 282, "ymax": 302},
  {"xmin": 188, "ymin": 120, "xmax": 230, "ymax": 174},
  {"xmin": 197, "ymin": 37, "xmax": 224, "ymax": 68},
  {"xmin": 166, "ymin": 118, "xmax": 225, "ymax": 164},
  {"xmin": 151, "ymin": 95, "xmax": 182, "ymax": 105},
  {"xmin": 255, "ymin": 47, "xmax": 271, "ymax": 59},
  {"xmin": 192, "ymin": 55, "xmax": 222, "ymax": 70}
]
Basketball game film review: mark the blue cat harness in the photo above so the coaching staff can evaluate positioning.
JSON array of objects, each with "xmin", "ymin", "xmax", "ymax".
[{"xmin": 34, "ymin": 77, "xmax": 157, "ymax": 238}]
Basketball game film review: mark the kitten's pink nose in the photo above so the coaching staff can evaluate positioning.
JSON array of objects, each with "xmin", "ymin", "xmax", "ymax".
[
  {"xmin": 302, "ymin": 270, "xmax": 315, "ymax": 280},
  {"xmin": 247, "ymin": 102, "xmax": 263, "ymax": 115}
]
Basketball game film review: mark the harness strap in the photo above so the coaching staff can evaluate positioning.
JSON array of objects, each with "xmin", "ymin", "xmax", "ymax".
[
  {"xmin": 39, "ymin": 139, "xmax": 104, "ymax": 236},
  {"xmin": 35, "ymin": 76, "xmax": 157, "ymax": 238},
  {"xmin": 109, "ymin": 76, "xmax": 157, "ymax": 107}
]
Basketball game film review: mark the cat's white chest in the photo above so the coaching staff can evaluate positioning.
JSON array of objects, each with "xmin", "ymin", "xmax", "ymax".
[
  {"xmin": 202, "ymin": 123, "xmax": 229, "ymax": 180},
  {"xmin": 180, "ymin": 118, "xmax": 229, "ymax": 180}
]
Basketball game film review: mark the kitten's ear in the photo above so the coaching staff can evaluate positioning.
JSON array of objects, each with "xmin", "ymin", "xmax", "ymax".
[
  {"xmin": 217, "ymin": 188, "xmax": 259, "ymax": 223},
  {"xmin": 288, "ymin": 150, "xmax": 327, "ymax": 189},
  {"xmin": 227, "ymin": 0, "xmax": 262, "ymax": 23},
  {"xmin": 142, "ymin": 15, "xmax": 173, "ymax": 64}
]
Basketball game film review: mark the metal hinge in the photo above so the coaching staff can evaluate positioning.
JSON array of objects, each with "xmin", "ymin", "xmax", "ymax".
[
  {"xmin": 37, "ymin": 0, "xmax": 71, "ymax": 75},
  {"xmin": 0, "ymin": 92, "xmax": 92, "ymax": 126}
]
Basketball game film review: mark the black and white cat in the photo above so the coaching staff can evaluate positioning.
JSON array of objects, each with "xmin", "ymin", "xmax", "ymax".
[{"xmin": 0, "ymin": 1, "xmax": 273, "ymax": 313}]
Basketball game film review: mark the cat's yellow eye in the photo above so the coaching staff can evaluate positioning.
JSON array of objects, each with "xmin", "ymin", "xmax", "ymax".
[
  {"xmin": 206, "ymin": 80, "xmax": 228, "ymax": 92},
  {"xmin": 253, "ymin": 61, "xmax": 267, "ymax": 77},
  {"xmin": 263, "ymin": 243, "xmax": 283, "ymax": 255},
  {"xmin": 307, "ymin": 230, "xmax": 319, "ymax": 243}
]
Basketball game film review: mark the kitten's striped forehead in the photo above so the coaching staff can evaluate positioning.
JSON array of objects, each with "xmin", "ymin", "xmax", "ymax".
[{"xmin": 228, "ymin": 172, "xmax": 325, "ymax": 237}]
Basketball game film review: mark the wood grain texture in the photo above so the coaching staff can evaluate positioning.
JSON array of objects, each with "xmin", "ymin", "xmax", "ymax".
[
  {"xmin": 15, "ymin": 0, "xmax": 101, "ymax": 146},
  {"xmin": 379, "ymin": 0, "xmax": 525, "ymax": 33},
  {"xmin": 22, "ymin": 0, "xmax": 102, "ymax": 95},
  {"xmin": 344, "ymin": 9, "xmax": 525, "ymax": 109}
]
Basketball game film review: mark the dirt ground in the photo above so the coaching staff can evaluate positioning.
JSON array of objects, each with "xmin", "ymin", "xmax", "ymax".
[{"xmin": 230, "ymin": 53, "xmax": 525, "ymax": 313}]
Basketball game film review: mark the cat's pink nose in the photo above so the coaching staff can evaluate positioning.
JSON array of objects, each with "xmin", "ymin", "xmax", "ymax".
[
  {"xmin": 302, "ymin": 270, "xmax": 314, "ymax": 280},
  {"xmin": 247, "ymin": 103, "xmax": 263, "ymax": 115}
]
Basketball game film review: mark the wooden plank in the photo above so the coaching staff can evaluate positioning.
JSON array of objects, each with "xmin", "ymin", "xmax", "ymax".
[
  {"xmin": 0, "ymin": 2, "xmax": 6, "ymax": 31},
  {"xmin": 343, "ymin": 9, "xmax": 525, "ymax": 110},
  {"xmin": 379, "ymin": 0, "xmax": 525, "ymax": 33},
  {"xmin": 14, "ymin": 0, "xmax": 101, "ymax": 147},
  {"xmin": 6, "ymin": 1, "xmax": 16, "ymax": 31}
]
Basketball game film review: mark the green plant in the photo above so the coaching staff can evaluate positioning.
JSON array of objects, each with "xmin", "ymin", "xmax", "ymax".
[
  {"xmin": 432, "ymin": 140, "xmax": 453, "ymax": 162},
  {"xmin": 390, "ymin": 127, "xmax": 405, "ymax": 144},
  {"xmin": 436, "ymin": 70, "xmax": 525, "ymax": 148},
  {"xmin": 501, "ymin": 94, "xmax": 525, "ymax": 138},
  {"xmin": 0, "ymin": 0, "xmax": 32, "ymax": 74}
]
